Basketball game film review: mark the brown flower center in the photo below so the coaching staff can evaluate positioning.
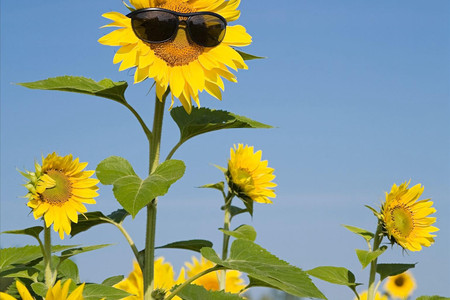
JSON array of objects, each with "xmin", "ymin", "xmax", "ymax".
[
  {"xmin": 395, "ymin": 275, "xmax": 405, "ymax": 287},
  {"xmin": 40, "ymin": 169, "xmax": 72, "ymax": 205},
  {"xmin": 149, "ymin": 1, "xmax": 204, "ymax": 67}
]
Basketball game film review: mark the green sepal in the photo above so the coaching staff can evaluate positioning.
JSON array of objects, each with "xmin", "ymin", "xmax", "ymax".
[
  {"xmin": 213, "ymin": 164, "xmax": 227, "ymax": 173},
  {"xmin": 201, "ymin": 239, "xmax": 326, "ymax": 299},
  {"xmin": 355, "ymin": 246, "xmax": 387, "ymax": 269},
  {"xmin": 376, "ymin": 263, "xmax": 416, "ymax": 281},
  {"xmin": 220, "ymin": 225, "xmax": 256, "ymax": 242},
  {"xmin": 96, "ymin": 157, "xmax": 185, "ymax": 217},
  {"xmin": 235, "ymin": 50, "xmax": 266, "ymax": 61},
  {"xmin": 172, "ymin": 284, "xmax": 245, "ymax": 300},
  {"xmin": 155, "ymin": 239, "xmax": 213, "ymax": 253},
  {"xmin": 342, "ymin": 225, "xmax": 374, "ymax": 242},
  {"xmin": 18, "ymin": 76, "xmax": 128, "ymax": 104},
  {"xmin": 365, "ymin": 205, "xmax": 381, "ymax": 218},
  {"xmin": 170, "ymin": 107, "xmax": 272, "ymax": 146}
]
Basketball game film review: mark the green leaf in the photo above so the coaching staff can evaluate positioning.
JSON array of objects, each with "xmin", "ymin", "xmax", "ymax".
[
  {"xmin": 58, "ymin": 259, "xmax": 80, "ymax": 283},
  {"xmin": 97, "ymin": 157, "xmax": 186, "ymax": 217},
  {"xmin": 82, "ymin": 283, "xmax": 131, "ymax": 300},
  {"xmin": 220, "ymin": 225, "xmax": 256, "ymax": 242},
  {"xmin": 156, "ymin": 239, "xmax": 213, "ymax": 253},
  {"xmin": 96, "ymin": 156, "xmax": 137, "ymax": 185},
  {"xmin": 171, "ymin": 107, "xmax": 272, "ymax": 145},
  {"xmin": 355, "ymin": 246, "xmax": 387, "ymax": 269},
  {"xmin": 0, "ymin": 266, "xmax": 39, "ymax": 281},
  {"xmin": 342, "ymin": 225, "xmax": 374, "ymax": 242},
  {"xmin": 60, "ymin": 244, "xmax": 112, "ymax": 262},
  {"xmin": 199, "ymin": 182, "xmax": 225, "ymax": 193},
  {"xmin": 201, "ymin": 239, "xmax": 326, "ymax": 299},
  {"xmin": 174, "ymin": 284, "xmax": 244, "ymax": 300},
  {"xmin": 70, "ymin": 210, "xmax": 129, "ymax": 237},
  {"xmin": 416, "ymin": 296, "xmax": 450, "ymax": 300},
  {"xmin": 228, "ymin": 206, "xmax": 247, "ymax": 219},
  {"xmin": 2, "ymin": 226, "xmax": 44, "ymax": 241},
  {"xmin": 31, "ymin": 282, "xmax": 48, "ymax": 297},
  {"xmin": 307, "ymin": 266, "xmax": 359, "ymax": 287},
  {"xmin": 376, "ymin": 263, "xmax": 416, "ymax": 281},
  {"xmin": 235, "ymin": 50, "xmax": 265, "ymax": 61},
  {"xmin": 102, "ymin": 275, "xmax": 125, "ymax": 287},
  {"xmin": 0, "ymin": 245, "xmax": 77, "ymax": 271},
  {"xmin": 18, "ymin": 76, "xmax": 128, "ymax": 104}
]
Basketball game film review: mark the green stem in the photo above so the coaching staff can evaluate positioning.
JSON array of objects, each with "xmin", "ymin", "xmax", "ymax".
[
  {"xmin": 165, "ymin": 140, "xmax": 184, "ymax": 161},
  {"xmin": 123, "ymin": 102, "xmax": 152, "ymax": 141},
  {"xmin": 164, "ymin": 266, "xmax": 223, "ymax": 300},
  {"xmin": 143, "ymin": 92, "xmax": 167, "ymax": 300},
  {"xmin": 43, "ymin": 226, "xmax": 53, "ymax": 288},
  {"xmin": 219, "ymin": 192, "xmax": 234, "ymax": 291},
  {"xmin": 367, "ymin": 223, "xmax": 383, "ymax": 300}
]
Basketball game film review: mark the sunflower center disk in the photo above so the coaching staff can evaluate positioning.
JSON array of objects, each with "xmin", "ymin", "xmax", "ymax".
[
  {"xmin": 150, "ymin": 2, "xmax": 204, "ymax": 67},
  {"xmin": 392, "ymin": 206, "xmax": 414, "ymax": 237},
  {"xmin": 394, "ymin": 276, "xmax": 405, "ymax": 287},
  {"xmin": 40, "ymin": 169, "xmax": 72, "ymax": 205},
  {"xmin": 234, "ymin": 169, "xmax": 255, "ymax": 188}
]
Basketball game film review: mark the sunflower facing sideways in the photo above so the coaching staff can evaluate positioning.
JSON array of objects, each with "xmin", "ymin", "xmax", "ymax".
[
  {"xmin": 380, "ymin": 181, "xmax": 438, "ymax": 251},
  {"xmin": 227, "ymin": 144, "xmax": 276, "ymax": 204},
  {"xmin": 384, "ymin": 272, "xmax": 416, "ymax": 299},
  {"xmin": 21, "ymin": 153, "xmax": 99, "ymax": 239},
  {"xmin": 99, "ymin": 0, "xmax": 252, "ymax": 113}
]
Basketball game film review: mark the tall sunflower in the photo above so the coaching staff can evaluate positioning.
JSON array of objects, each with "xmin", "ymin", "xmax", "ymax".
[
  {"xmin": 380, "ymin": 181, "xmax": 438, "ymax": 251},
  {"xmin": 0, "ymin": 280, "xmax": 85, "ymax": 300},
  {"xmin": 114, "ymin": 259, "xmax": 185, "ymax": 300},
  {"xmin": 185, "ymin": 256, "xmax": 245, "ymax": 293},
  {"xmin": 384, "ymin": 272, "xmax": 416, "ymax": 299},
  {"xmin": 21, "ymin": 153, "xmax": 99, "ymax": 239},
  {"xmin": 99, "ymin": 0, "xmax": 252, "ymax": 113},
  {"xmin": 226, "ymin": 144, "xmax": 276, "ymax": 204}
]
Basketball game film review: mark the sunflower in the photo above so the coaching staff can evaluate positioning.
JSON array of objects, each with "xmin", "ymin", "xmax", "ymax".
[
  {"xmin": 384, "ymin": 272, "xmax": 416, "ymax": 299},
  {"xmin": 354, "ymin": 290, "xmax": 388, "ymax": 300},
  {"xmin": 185, "ymin": 256, "xmax": 245, "ymax": 293},
  {"xmin": 21, "ymin": 153, "xmax": 99, "ymax": 239},
  {"xmin": 99, "ymin": 0, "xmax": 251, "ymax": 113},
  {"xmin": 0, "ymin": 280, "xmax": 85, "ymax": 300},
  {"xmin": 226, "ymin": 144, "xmax": 276, "ymax": 204},
  {"xmin": 114, "ymin": 259, "xmax": 185, "ymax": 300},
  {"xmin": 380, "ymin": 181, "xmax": 439, "ymax": 251}
]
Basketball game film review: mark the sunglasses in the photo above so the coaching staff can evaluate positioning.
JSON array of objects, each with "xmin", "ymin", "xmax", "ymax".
[{"xmin": 127, "ymin": 8, "xmax": 227, "ymax": 47}]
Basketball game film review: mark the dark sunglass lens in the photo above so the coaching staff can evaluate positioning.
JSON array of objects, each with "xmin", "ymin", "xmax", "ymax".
[
  {"xmin": 131, "ymin": 11, "xmax": 178, "ymax": 43},
  {"xmin": 188, "ymin": 14, "xmax": 226, "ymax": 47}
]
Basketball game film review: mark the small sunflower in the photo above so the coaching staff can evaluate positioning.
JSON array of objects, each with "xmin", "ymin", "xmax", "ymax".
[
  {"xmin": 0, "ymin": 280, "xmax": 85, "ymax": 300},
  {"xmin": 380, "ymin": 181, "xmax": 439, "ymax": 251},
  {"xmin": 99, "ymin": 0, "xmax": 252, "ymax": 113},
  {"xmin": 114, "ymin": 259, "xmax": 185, "ymax": 300},
  {"xmin": 384, "ymin": 272, "xmax": 416, "ymax": 299},
  {"xmin": 354, "ymin": 290, "xmax": 388, "ymax": 300},
  {"xmin": 185, "ymin": 256, "xmax": 245, "ymax": 293},
  {"xmin": 226, "ymin": 144, "xmax": 276, "ymax": 204},
  {"xmin": 21, "ymin": 153, "xmax": 99, "ymax": 239}
]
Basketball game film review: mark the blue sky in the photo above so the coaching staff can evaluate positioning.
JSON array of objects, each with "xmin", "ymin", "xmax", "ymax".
[{"xmin": 1, "ymin": 0, "xmax": 449, "ymax": 298}]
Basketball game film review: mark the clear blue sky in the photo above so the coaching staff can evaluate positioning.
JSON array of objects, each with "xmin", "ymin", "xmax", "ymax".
[{"xmin": 1, "ymin": 1, "xmax": 449, "ymax": 298}]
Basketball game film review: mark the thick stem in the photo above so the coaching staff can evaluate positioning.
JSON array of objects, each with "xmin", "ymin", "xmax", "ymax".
[
  {"xmin": 219, "ymin": 193, "xmax": 234, "ymax": 291},
  {"xmin": 164, "ymin": 266, "xmax": 223, "ymax": 300},
  {"xmin": 143, "ymin": 93, "xmax": 167, "ymax": 300},
  {"xmin": 367, "ymin": 223, "xmax": 383, "ymax": 300},
  {"xmin": 43, "ymin": 226, "xmax": 53, "ymax": 288}
]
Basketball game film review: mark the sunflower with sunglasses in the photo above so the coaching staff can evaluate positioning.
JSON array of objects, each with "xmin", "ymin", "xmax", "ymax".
[{"xmin": 99, "ymin": 0, "xmax": 251, "ymax": 113}]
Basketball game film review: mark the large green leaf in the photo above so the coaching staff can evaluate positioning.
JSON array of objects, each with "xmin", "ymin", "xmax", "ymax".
[
  {"xmin": 97, "ymin": 157, "xmax": 186, "ymax": 217},
  {"xmin": 156, "ymin": 239, "xmax": 213, "ymax": 253},
  {"xmin": 174, "ymin": 284, "xmax": 244, "ymax": 300},
  {"xmin": 82, "ymin": 284, "xmax": 131, "ymax": 300},
  {"xmin": 170, "ymin": 107, "xmax": 272, "ymax": 145},
  {"xmin": 0, "ymin": 245, "xmax": 77, "ymax": 271},
  {"xmin": 376, "ymin": 263, "xmax": 416, "ymax": 281},
  {"xmin": 355, "ymin": 247, "xmax": 387, "ymax": 269},
  {"xmin": 70, "ymin": 209, "xmax": 129, "ymax": 237},
  {"xmin": 220, "ymin": 225, "xmax": 256, "ymax": 242},
  {"xmin": 201, "ymin": 239, "xmax": 326, "ymax": 299},
  {"xmin": 342, "ymin": 225, "xmax": 374, "ymax": 242},
  {"xmin": 0, "ymin": 266, "xmax": 40, "ymax": 281},
  {"xmin": 307, "ymin": 266, "xmax": 359, "ymax": 287},
  {"xmin": 18, "ymin": 76, "xmax": 128, "ymax": 104}
]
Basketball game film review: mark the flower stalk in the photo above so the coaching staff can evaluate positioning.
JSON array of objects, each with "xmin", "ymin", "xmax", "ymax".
[
  {"xmin": 43, "ymin": 225, "xmax": 54, "ymax": 288},
  {"xmin": 144, "ymin": 93, "xmax": 167, "ymax": 300},
  {"xmin": 367, "ymin": 223, "xmax": 383, "ymax": 300},
  {"xmin": 219, "ymin": 192, "xmax": 234, "ymax": 290}
]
